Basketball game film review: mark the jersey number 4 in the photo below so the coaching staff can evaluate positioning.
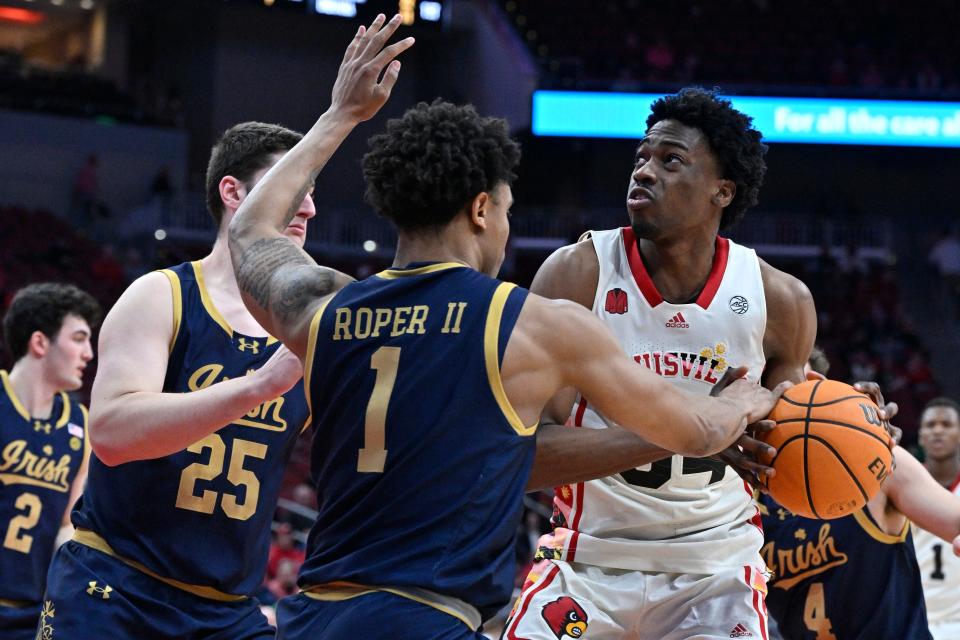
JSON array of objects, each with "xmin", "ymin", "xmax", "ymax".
[
  {"xmin": 176, "ymin": 435, "xmax": 267, "ymax": 521},
  {"xmin": 621, "ymin": 456, "xmax": 726, "ymax": 489}
]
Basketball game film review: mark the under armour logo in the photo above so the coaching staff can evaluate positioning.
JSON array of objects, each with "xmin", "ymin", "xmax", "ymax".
[
  {"xmin": 86, "ymin": 581, "xmax": 113, "ymax": 599},
  {"xmin": 34, "ymin": 420, "xmax": 51, "ymax": 434},
  {"xmin": 237, "ymin": 338, "xmax": 260, "ymax": 354}
]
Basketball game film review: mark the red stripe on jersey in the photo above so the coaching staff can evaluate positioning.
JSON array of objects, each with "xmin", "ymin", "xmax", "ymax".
[
  {"xmin": 621, "ymin": 226, "xmax": 663, "ymax": 307},
  {"xmin": 566, "ymin": 530, "xmax": 580, "ymax": 562},
  {"xmin": 505, "ymin": 564, "xmax": 561, "ymax": 640},
  {"xmin": 949, "ymin": 470, "xmax": 960, "ymax": 493},
  {"xmin": 744, "ymin": 565, "xmax": 769, "ymax": 640},
  {"xmin": 566, "ymin": 482, "xmax": 586, "ymax": 561},
  {"xmin": 621, "ymin": 228, "xmax": 730, "ymax": 309},
  {"xmin": 574, "ymin": 397, "xmax": 588, "ymax": 427},
  {"xmin": 694, "ymin": 236, "xmax": 730, "ymax": 309}
]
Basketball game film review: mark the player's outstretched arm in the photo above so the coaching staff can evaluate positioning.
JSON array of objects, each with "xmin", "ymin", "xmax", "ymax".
[
  {"xmin": 89, "ymin": 273, "xmax": 302, "ymax": 466},
  {"xmin": 229, "ymin": 14, "xmax": 414, "ymax": 358},
  {"xmin": 885, "ymin": 446, "xmax": 960, "ymax": 555},
  {"xmin": 514, "ymin": 296, "xmax": 785, "ymax": 458},
  {"xmin": 523, "ymin": 240, "xmax": 673, "ymax": 491}
]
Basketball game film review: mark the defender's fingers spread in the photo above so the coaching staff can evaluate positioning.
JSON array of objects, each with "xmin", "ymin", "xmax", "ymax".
[
  {"xmin": 363, "ymin": 14, "xmax": 402, "ymax": 58},
  {"xmin": 371, "ymin": 37, "xmax": 415, "ymax": 73},
  {"xmin": 378, "ymin": 60, "xmax": 402, "ymax": 93},
  {"xmin": 342, "ymin": 25, "xmax": 366, "ymax": 64}
]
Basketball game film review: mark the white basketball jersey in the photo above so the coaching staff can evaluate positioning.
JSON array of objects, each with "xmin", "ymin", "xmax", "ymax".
[
  {"xmin": 538, "ymin": 227, "xmax": 768, "ymax": 574},
  {"xmin": 914, "ymin": 474, "xmax": 960, "ymax": 626}
]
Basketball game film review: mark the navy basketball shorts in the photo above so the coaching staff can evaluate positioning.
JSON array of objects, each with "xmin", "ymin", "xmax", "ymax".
[
  {"xmin": 0, "ymin": 600, "xmax": 42, "ymax": 640},
  {"xmin": 40, "ymin": 541, "xmax": 274, "ymax": 640},
  {"xmin": 277, "ymin": 590, "xmax": 488, "ymax": 640}
]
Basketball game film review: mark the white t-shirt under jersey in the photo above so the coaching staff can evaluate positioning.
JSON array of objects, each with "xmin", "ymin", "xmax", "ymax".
[{"xmin": 537, "ymin": 227, "xmax": 768, "ymax": 574}]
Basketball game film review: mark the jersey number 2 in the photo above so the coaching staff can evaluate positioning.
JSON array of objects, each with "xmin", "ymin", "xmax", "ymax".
[
  {"xmin": 357, "ymin": 347, "xmax": 400, "ymax": 473},
  {"xmin": 176, "ymin": 435, "xmax": 267, "ymax": 521},
  {"xmin": 3, "ymin": 492, "xmax": 42, "ymax": 554}
]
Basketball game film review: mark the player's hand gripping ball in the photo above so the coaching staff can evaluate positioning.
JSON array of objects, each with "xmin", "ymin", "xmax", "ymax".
[{"xmin": 758, "ymin": 379, "xmax": 893, "ymax": 519}]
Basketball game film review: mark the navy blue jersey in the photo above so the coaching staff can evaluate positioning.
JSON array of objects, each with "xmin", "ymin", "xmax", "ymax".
[
  {"xmin": 0, "ymin": 370, "xmax": 87, "ymax": 603},
  {"xmin": 72, "ymin": 261, "xmax": 309, "ymax": 596},
  {"xmin": 761, "ymin": 494, "xmax": 931, "ymax": 639},
  {"xmin": 299, "ymin": 263, "xmax": 536, "ymax": 621}
]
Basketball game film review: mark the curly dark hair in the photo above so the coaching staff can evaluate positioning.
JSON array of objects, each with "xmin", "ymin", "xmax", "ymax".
[
  {"xmin": 646, "ymin": 88, "xmax": 767, "ymax": 230},
  {"xmin": 205, "ymin": 122, "xmax": 303, "ymax": 225},
  {"xmin": 362, "ymin": 100, "xmax": 521, "ymax": 232},
  {"xmin": 3, "ymin": 283, "xmax": 102, "ymax": 361}
]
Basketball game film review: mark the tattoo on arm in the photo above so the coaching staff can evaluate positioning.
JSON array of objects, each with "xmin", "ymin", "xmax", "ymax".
[
  {"xmin": 277, "ymin": 268, "xmax": 335, "ymax": 321},
  {"xmin": 235, "ymin": 237, "xmax": 337, "ymax": 323}
]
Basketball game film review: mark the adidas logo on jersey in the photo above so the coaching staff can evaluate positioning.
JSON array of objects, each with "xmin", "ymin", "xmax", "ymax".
[
  {"xmin": 665, "ymin": 312, "xmax": 689, "ymax": 329},
  {"xmin": 729, "ymin": 623, "xmax": 752, "ymax": 637}
]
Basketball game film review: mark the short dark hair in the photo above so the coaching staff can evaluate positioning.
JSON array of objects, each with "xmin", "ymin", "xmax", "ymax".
[
  {"xmin": 362, "ymin": 100, "xmax": 521, "ymax": 232},
  {"xmin": 646, "ymin": 88, "xmax": 767, "ymax": 231},
  {"xmin": 3, "ymin": 283, "xmax": 101, "ymax": 361},
  {"xmin": 924, "ymin": 397, "xmax": 960, "ymax": 420},
  {"xmin": 205, "ymin": 122, "xmax": 303, "ymax": 225},
  {"xmin": 808, "ymin": 345, "xmax": 831, "ymax": 376}
]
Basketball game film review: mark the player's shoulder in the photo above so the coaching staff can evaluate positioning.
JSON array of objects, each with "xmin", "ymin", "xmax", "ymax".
[
  {"xmin": 531, "ymin": 232, "xmax": 600, "ymax": 306},
  {"xmin": 100, "ymin": 270, "xmax": 176, "ymax": 338},
  {"xmin": 758, "ymin": 259, "xmax": 814, "ymax": 314}
]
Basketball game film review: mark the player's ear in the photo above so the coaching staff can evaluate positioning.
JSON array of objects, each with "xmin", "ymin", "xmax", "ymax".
[
  {"xmin": 27, "ymin": 330, "xmax": 50, "ymax": 358},
  {"xmin": 469, "ymin": 191, "xmax": 489, "ymax": 231},
  {"xmin": 219, "ymin": 176, "xmax": 246, "ymax": 221},
  {"xmin": 713, "ymin": 179, "xmax": 736, "ymax": 209}
]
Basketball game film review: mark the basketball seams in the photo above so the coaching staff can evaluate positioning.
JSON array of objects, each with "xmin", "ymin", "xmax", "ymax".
[
  {"xmin": 774, "ymin": 418, "xmax": 889, "ymax": 448},
  {"xmin": 779, "ymin": 394, "xmax": 868, "ymax": 408},
  {"xmin": 806, "ymin": 434, "xmax": 870, "ymax": 505},
  {"xmin": 803, "ymin": 380, "xmax": 823, "ymax": 519}
]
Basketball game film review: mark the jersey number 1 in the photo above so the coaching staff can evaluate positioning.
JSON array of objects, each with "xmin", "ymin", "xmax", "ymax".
[{"xmin": 357, "ymin": 346, "xmax": 400, "ymax": 473}]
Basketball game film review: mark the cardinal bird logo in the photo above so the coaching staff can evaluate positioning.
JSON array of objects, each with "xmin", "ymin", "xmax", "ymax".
[{"xmin": 541, "ymin": 596, "xmax": 589, "ymax": 638}]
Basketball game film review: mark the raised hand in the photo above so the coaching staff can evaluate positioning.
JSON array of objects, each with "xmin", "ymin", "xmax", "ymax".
[{"xmin": 331, "ymin": 14, "xmax": 416, "ymax": 124}]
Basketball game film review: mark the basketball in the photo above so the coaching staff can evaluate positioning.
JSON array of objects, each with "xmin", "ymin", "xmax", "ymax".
[{"xmin": 759, "ymin": 379, "xmax": 894, "ymax": 519}]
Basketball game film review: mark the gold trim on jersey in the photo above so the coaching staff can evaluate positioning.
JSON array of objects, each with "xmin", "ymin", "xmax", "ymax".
[
  {"xmin": 853, "ymin": 508, "xmax": 909, "ymax": 544},
  {"xmin": 302, "ymin": 582, "xmax": 482, "ymax": 631},
  {"xmin": 484, "ymin": 283, "xmax": 537, "ymax": 437},
  {"xmin": 80, "ymin": 404, "xmax": 91, "ymax": 460},
  {"xmin": 0, "ymin": 371, "xmax": 69, "ymax": 427},
  {"xmin": 72, "ymin": 529, "xmax": 247, "ymax": 602},
  {"xmin": 375, "ymin": 262, "xmax": 467, "ymax": 279},
  {"xmin": 192, "ymin": 261, "xmax": 278, "ymax": 345},
  {"xmin": 55, "ymin": 391, "xmax": 70, "ymax": 429},
  {"xmin": 301, "ymin": 298, "xmax": 333, "ymax": 434},
  {"xmin": 0, "ymin": 370, "xmax": 30, "ymax": 422},
  {"xmin": 0, "ymin": 597, "xmax": 32, "ymax": 608},
  {"xmin": 159, "ymin": 268, "xmax": 183, "ymax": 353}
]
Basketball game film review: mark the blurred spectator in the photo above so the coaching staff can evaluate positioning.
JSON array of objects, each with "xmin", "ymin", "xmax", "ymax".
[
  {"xmin": 265, "ymin": 558, "xmax": 301, "ymax": 600},
  {"xmin": 276, "ymin": 482, "xmax": 316, "ymax": 534},
  {"xmin": 267, "ymin": 523, "xmax": 305, "ymax": 580}
]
